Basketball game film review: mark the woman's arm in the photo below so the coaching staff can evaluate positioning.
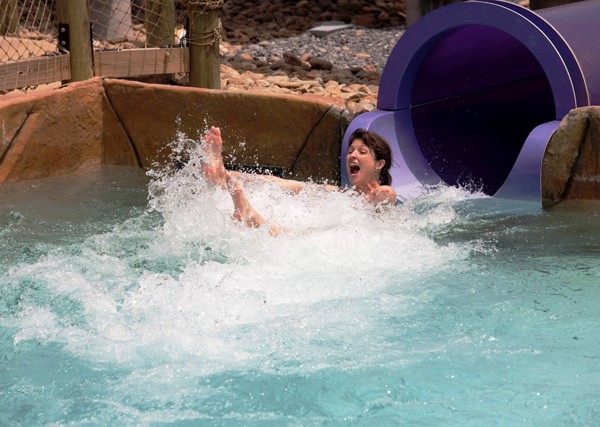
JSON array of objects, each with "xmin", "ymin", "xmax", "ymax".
[{"xmin": 229, "ymin": 170, "xmax": 339, "ymax": 194}]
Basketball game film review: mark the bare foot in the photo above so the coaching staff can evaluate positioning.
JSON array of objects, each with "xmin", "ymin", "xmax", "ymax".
[{"xmin": 201, "ymin": 127, "xmax": 228, "ymax": 189}]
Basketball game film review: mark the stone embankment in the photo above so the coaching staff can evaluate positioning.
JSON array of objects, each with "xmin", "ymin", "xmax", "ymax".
[
  {"xmin": 220, "ymin": 0, "xmax": 405, "ymax": 39},
  {"xmin": 217, "ymin": 26, "xmax": 403, "ymax": 116},
  {"xmin": 177, "ymin": 0, "xmax": 407, "ymax": 115}
]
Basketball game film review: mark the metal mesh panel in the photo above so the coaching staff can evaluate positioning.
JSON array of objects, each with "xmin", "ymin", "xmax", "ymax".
[
  {"xmin": 0, "ymin": 0, "xmax": 64, "ymax": 93},
  {"xmin": 0, "ymin": 0, "xmax": 58, "ymax": 61},
  {"xmin": 90, "ymin": 0, "xmax": 186, "ymax": 49},
  {"xmin": 90, "ymin": 0, "xmax": 189, "ymax": 80},
  {"xmin": 1, "ymin": 1, "xmax": 190, "ymax": 93}
]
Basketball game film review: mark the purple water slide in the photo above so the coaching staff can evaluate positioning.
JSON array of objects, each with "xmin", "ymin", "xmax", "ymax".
[{"xmin": 341, "ymin": 0, "xmax": 600, "ymax": 201}]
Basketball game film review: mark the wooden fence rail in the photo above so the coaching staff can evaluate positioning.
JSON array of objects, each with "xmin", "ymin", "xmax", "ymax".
[{"xmin": 0, "ymin": 0, "xmax": 218, "ymax": 92}]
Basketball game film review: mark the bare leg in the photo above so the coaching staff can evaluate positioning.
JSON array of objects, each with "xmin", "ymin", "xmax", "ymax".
[
  {"xmin": 200, "ymin": 127, "xmax": 280, "ymax": 236},
  {"xmin": 228, "ymin": 178, "xmax": 281, "ymax": 236},
  {"xmin": 201, "ymin": 127, "xmax": 228, "ymax": 190}
]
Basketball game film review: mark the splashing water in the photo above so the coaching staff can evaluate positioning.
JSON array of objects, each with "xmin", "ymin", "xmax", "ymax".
[{"xmin": 0, "ymin": 133, "xmax": 599, "ymax": 426}]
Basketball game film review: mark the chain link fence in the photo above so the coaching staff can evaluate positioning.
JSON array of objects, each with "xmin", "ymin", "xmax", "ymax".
[
  {"xmin": 90, "ymin": 0, "xmax": 187, "ymax": 49},
  {"xmin": 0, "ymin": 0, "xmax": 57, "ymax": 60},
  {"xmin": 0, "ymin": 0, "xmax": 64, "ymax": 93},
  {"xmin": 1, "ymin": 0, "xmax": 192, "ymax": 93}
]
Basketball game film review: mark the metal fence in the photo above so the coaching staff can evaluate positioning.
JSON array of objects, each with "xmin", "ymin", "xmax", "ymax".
[
  {"xmin": 92, "ymin": 0, "xmax": 185, "ymax": 48},
  {"xmin": 0, "ymin": 0, "xmax": 65, "ymax": 92},
  {"xmin": 0, "ymin": 0, "xmax": 209, "ymax": 93}
]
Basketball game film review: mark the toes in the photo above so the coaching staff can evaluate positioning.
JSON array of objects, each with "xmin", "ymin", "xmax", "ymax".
[{"xmin": 204, "ymin": 127, "xmax": 222, "ymax": 147}]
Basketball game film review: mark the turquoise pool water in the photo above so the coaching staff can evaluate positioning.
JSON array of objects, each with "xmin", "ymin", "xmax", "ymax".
[{"xmin": 1, "ymin": 156, "xmax": 599, "ymax": 426}]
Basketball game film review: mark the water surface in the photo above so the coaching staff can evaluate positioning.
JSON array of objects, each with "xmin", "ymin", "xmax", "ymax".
[{"xmin": 0, "ymin": 161, "xmax": 598, "ymax": 426}]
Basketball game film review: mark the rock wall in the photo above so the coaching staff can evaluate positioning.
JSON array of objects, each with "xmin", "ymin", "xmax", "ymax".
[
  {"xmin": 2, "ymin": 78, "xmax": 600, "ymax": 207},
  {"xmin": 0, "ymin": 78, "xmax": 349, "ymax": 185},
  {"xmin": 0, "ymin": 79, "xmax": 109, "ymax": 182},
  {"xmin": 542, "ymin": 106, "xmax": 600, "ymax": 207}
]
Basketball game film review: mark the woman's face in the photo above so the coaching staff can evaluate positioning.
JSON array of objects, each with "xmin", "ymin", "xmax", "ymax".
[{"xmin": 346, "ymin": 138, "xmax": 384, "ymax": 188}]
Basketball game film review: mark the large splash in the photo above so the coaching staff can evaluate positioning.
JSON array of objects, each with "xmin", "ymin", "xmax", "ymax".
[
  {"xmin": 0, "ymin": 131, "xmax": 500, "ymax": 425},
  {"xmin": 2, "ymin": 131, "xmax": 482, "ymax": 370},
  {"xmin": 3, "ymin": 132, "xmax": 600, "ymax": 425}
]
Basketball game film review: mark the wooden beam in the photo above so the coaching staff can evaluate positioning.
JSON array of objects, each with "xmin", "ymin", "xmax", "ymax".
[
  {"xmin": 56, "ymin": 0, "xmax": 94, "ymax": 82},
  {"xmin": 93, "ymin": 47, "xmax": 189, "ymax": 77},
  {"xmin": 188, "ymin": 3, "xmax": 221, "ymax": 89},
  {"xmin": 0, "ymin": 54, "xmax": 71, "ymax": 91}
]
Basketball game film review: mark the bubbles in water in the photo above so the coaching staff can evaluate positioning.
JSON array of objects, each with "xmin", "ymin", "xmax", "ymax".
[
  {"xmin": 1, "ymin": 131, "xmax": 481, "ymax": 376},
  {"xmin": 2, "ymin": 134, "xmax": 600, "ymax": 425}
]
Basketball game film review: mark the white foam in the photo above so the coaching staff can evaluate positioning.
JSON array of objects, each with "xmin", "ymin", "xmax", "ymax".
[{"xmin": 3, "ymin": 133, "xmax": 483, "ymax": 374}]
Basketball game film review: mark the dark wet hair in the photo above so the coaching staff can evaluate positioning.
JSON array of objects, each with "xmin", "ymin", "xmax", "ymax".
[{"xmin": 348, "ymin": 128, "xmax": 393, "ymax": 186}]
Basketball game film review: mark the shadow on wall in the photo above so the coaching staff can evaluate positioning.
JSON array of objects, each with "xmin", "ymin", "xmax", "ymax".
[{"xmin": 0, "ymin": 78, "xmax": 350, "ymax": 185}]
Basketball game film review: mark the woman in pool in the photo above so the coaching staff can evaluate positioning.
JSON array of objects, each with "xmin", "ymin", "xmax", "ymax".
[{"xmin": 201, "ymin": 126, "xmax": 396, "ymax": 235}]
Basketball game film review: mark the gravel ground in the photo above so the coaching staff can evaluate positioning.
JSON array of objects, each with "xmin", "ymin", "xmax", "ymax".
[
  {"xmin": 211, "ymin": 25, "xmax": 407, "ymax": 114},
  {"xmin": 231, "ymin": 26, "xmax": 405, "ymax": 73}
]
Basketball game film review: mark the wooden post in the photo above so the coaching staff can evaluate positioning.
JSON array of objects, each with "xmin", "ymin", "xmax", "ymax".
[
  {"xmin": 56, "ymin": 0, "xmax": 94, "ymax": 82},
  {"xmin": 405, "ymin": 0, "xmax": 423, "ymax": 27},
  {"xmin": 0, "ymin": 0, "xmax": 18, "ymax": 35},
  {"xmin": 406, "ymin": 0, "xmax": 463, "ymax": 27},
  {"xmin": 145, "ymin": 0, "xmax": 175, "ymax": 47},
  {"xmin": 188, "ymin": 0, "xmax": 222, "ymax": 89}
]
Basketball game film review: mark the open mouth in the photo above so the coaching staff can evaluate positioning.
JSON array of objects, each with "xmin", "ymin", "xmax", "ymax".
[{"xmin": 349, "ymin": 164, "xmax": 360, "ymax": 175}]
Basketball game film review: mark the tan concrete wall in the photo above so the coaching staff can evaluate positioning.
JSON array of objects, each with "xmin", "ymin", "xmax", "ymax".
[
  {"xmin": 0, "ymin": 78, "xmax": 349, "ymax": 185},
  {"xmin": 3, "ymin": 78, "xmax": 600, "ymax": 206},
  {"xmin": 102, "ymin": 79, "xmax": 348, "ymax": 183},
  {"xmin": 0, "ymin": 79, "xmax": 107, "ymax": 182}
]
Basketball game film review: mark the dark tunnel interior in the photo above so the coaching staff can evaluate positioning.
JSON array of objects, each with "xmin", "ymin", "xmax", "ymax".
[{"xmin": 410, "ymin": 25, "xmax": 556, "ymax": 194}]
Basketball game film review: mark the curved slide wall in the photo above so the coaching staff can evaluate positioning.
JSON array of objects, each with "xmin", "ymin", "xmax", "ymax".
[{"xmin": 342, "ymin": 0, "xmax": 600, "ymax": 201}]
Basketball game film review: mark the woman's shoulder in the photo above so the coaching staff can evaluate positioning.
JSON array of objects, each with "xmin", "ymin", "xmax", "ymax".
[{"xmin": 370, "ymin": 185, "xmax": 397, "ymax": 205}]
